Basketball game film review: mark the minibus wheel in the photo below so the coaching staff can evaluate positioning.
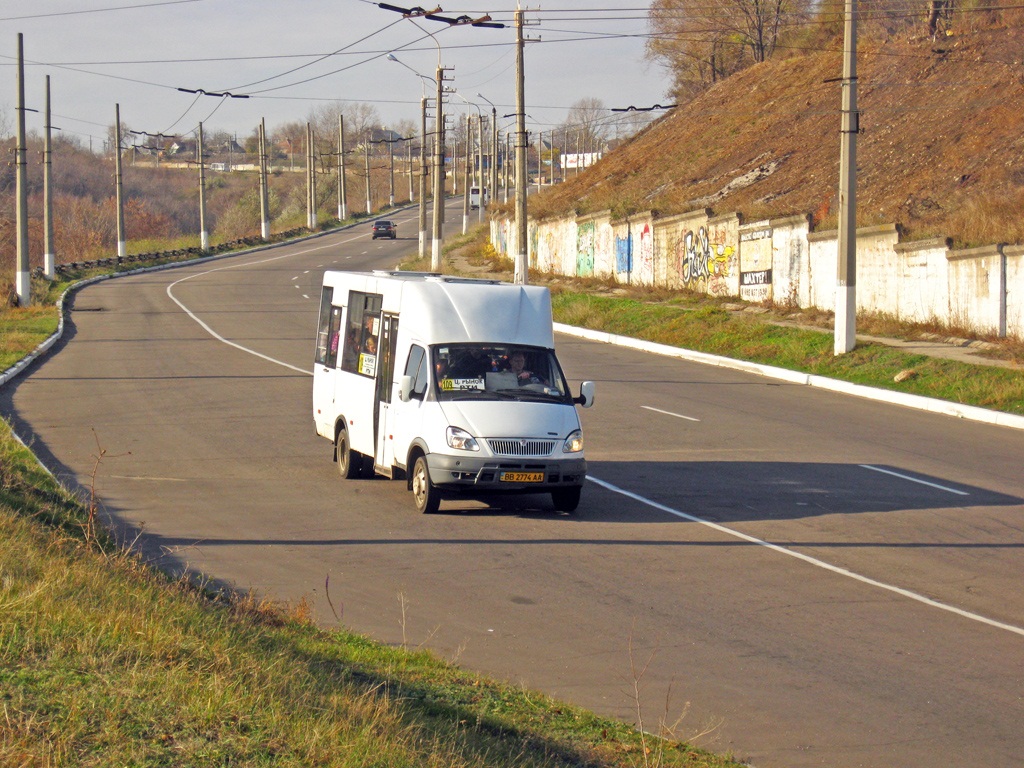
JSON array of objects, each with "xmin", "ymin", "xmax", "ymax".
[
  {"xmin": 336, "ymin": 428, "xmax": 362, "ymax": 479},
  {"xmin": 411, "ymin": 456, "xmax": 440, "ymax": 514},
  {"xmin": 551, "ymin": 486, "xmax": 581, "ymax": 512}
]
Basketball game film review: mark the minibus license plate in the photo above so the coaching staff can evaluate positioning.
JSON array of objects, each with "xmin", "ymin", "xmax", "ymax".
[{"xmin": 500, "ymin": 471, "xmax": 544, "ymax": 483}]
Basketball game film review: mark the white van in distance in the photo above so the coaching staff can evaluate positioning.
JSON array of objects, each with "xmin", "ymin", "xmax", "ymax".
[
  {"xmin": 313, "ymin": 271, "xmax": 595, "ymax": 513},
  {"xmin": 469, "ymin": 185, "xmax": 487, "ymax": 210}
]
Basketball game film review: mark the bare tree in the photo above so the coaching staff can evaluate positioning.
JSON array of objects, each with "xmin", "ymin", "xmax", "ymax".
[
  {"xmin": 648, "ymin": 0, "xmax": 809, "ymax": 102},
  {"xmin": 560, "ymin": 97, "xmax": 613, "ymax": 161}
]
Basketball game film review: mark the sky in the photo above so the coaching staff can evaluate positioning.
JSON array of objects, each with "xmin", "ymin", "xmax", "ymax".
[{"xmin": 1, "ymin": 0, "xmax": 671, "ymax": 147}]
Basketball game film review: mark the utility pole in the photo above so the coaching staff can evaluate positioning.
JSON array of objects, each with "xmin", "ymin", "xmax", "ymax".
[
  {"xmin": 258, "ymin": 118, "xmax": 270, "ymax": 240},
  {"xmin": 43, "ymin": 75, "xmax": 55, "ymax": 279},
  {"xmin": 490, "ymin": 107, "xmax": 498, "ymax": 205},
  {"xmin": 198, "ymin": 122, "xmax": 209, "ymax": 250},
  {"xmin": 419, "ymin": 96, "xmax": 428, "ymax": 259},
  {"xmin": 536, "ymin": 130, "xmax": 543, "ymax": 190},
  {"xmin": 15, "ymin": 33, "xmax": 29, "ymax": 304},
  {"xmin": 835, "ymin": 0, "xmax": 858, "ymax": 354},
  {"xmin": 307, "ymin": 122, "xmax": 317, "ymax": 230},
  {"xmin": 431, "ymin": 63, "xmax": 450, "ymax": 272},
  {"xmin": 388, "ymin": 137, "xmax": 395, "ymax": 208},
  {"xmin": 338, "ymin": 114, "xmax": 348, "ymax": 221},
  {"xmin": 477, "ymin": 111, "xmax": 485, "ymax": 223},
  {"xmin": 364, "ymin": 144, "xmax": 372, "ymax": 215},
  {"xmin": 504, "ymin": 131, "xmax": 511, "ymax": 203},
  {"xmin": 462, "ymin": 115, "xmax": 471, "ymax": 234},
  {"xmin": 407, "ymin": 140, "xmax": 414, "ymax": 202},
  {"xmin": 514, "ymin": 8, "xmax": 528, "ymax": 284},
  {"xmin": 115, "ymin": 103, "xmax": 126, "ymax": 259}
]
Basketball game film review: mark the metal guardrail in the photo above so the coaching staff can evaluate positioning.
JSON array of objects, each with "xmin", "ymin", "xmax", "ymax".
[{"xmin": 30, "ymin": 228, "xmax": 311, "ymax": 278}]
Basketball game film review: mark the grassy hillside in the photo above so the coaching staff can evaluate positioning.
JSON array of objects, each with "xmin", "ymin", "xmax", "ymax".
[{"xmin": 522, "ymin": 22, "xmax": 1024, "ymax": 247}]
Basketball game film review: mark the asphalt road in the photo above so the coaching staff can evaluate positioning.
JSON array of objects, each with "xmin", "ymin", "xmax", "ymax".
[{"xmin": 4, "ymin": 204, "xmax": 1023, "ymax": 768}]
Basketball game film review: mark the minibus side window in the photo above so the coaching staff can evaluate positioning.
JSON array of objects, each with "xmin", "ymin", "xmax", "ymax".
[
  {"xmin": 314, "ymin": 286, "xmax": 334, "ymax": 365},
  {"xmin": 404, "ymin": 345, "xmax": 428, "ymax": 399},
  {"xmin": 341, "ymin": 291, "xmax": 383, "ymax": 377}
]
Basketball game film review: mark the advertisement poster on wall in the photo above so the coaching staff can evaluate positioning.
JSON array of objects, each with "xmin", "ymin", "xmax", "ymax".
[{"xmin": 740, "ymin": 224, "xmax": 773, "ymax": 302}]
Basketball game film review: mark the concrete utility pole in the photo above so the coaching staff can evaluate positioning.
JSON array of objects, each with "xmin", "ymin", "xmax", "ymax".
[
  {"xmin": 364, "ymin": 144, "xmax": 372, "ymax": 215},
  {"xmin": 462, "ymin": 115, "xmax": 471, "ymax": 234},
  {"xmin": 476, "ymin": 110, "xmax": 485, "ymax": 223},
  {"xmin": 453, "ymin": 132, "xmax": 459, "ymax": 196},
  {"xmin": 419, "ymin": 96, "xmax": 428, "ymax": 259},
  {"xmin": 115, "ymin": 103, "xmax": 126, "ymax": 259},
  {"xmin": 514, "ymin": 8, "xmax": 529, "ymax": 284},
  {"xmin": 431, "ymin": 63, "xmax": 450, "ymax": 272},
  {"xmin": 536, "ymin": 130, "xmax": 543, "ymax": 190},
  {"xmin": 388, "ymin": 137, "xmax": 395, "ymax": 208},
  {"xmin": 490, "ymin": 107, "xmax": 498, "ymax": 199},
  {"xmin": 259, "ymin": 118, "xmax": 270, "ymax": 240},
  {"xmin": 407, "ymin": 140, "xmax": 414, "ymax": 202},
  {"xmin": 307, "ymin": 122, "xmax": 317, "ymax": 230},
  {"xmin": 43, "ymin": 75, "xmax": 55, "ymax": 279},
  {"xmin": 504, "ymin": 131, "xmax": 511, "ymax": 203},
  {"xmin": 14, "ymin": 33, "xmax": 29, "ymax": 304},
  {"xmin": 338, "ymin": 115, "xmax": 348, "ymax": 221},
  {"xmin": 835, "ymin": 0, "xmax": 859, "ymax": 354},
  {"xmin": 198, "ymin": 122, "xmax": 209, "ymax": 250}
]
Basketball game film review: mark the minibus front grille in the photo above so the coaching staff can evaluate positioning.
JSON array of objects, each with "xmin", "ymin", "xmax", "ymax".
[{"xmin": 487, "ymin": 439, "xmax": 557, "ymax": 458}]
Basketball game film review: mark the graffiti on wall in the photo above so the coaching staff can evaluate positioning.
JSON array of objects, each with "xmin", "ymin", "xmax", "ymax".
[
  {"xmin": 577, "ymin": 221, "xmax": 596, "ymax": 276},
  {"xmin": 636, "ymin": 223, "xmax": 654, "ymax": 284},
  {"xmin": 740, "ymin": 225, "xmax": 773, "ymax": 302},
  {"xmin": 615, "ymin": 232, "xmax": 633, "ymax": 273},
  {"xmin": 677, "ymin": 226, "xmax": 735, "ymax": 293}
]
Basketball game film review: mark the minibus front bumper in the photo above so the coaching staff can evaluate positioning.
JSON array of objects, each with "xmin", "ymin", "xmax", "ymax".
[{"xmin": 426, "ymin": 454, "xmax": 587, "ymax": 493}]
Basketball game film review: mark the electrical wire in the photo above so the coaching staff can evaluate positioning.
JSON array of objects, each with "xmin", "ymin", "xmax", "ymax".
[{"xmin": 0, "ymin": 0, "xmax": 204, "ymax": 22}]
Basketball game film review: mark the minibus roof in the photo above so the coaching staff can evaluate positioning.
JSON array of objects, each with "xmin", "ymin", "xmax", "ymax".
[{"xmin": 325, "ymin": 271, "xmax": 555, "ymax": 348}]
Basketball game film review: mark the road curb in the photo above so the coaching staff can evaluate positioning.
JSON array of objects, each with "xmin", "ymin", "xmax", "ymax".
[{"xmin": 554, "ymin": 323, "xmax": 1024, "ymax": 432}]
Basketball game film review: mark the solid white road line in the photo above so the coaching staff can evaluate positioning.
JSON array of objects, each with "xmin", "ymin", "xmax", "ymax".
[
  {"xmin": 860, "ymin": 464, "xmax": 970, "ymax": 495},
  {"xmin": 166, "ymin": 235, "xmax": 369, "ymax": 376},
  {"xmin": 586, "ymin": 474, "xmax": 1024, "ymax": 638},
  {"xmin": 641, "ymin": 405, "xmax": 700, "ymax": 422}
]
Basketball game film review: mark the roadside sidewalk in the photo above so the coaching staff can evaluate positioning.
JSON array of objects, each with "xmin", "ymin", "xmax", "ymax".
[{"xmin": 446, "ymin": 250, "xmax": 1021, "ymax": 371}]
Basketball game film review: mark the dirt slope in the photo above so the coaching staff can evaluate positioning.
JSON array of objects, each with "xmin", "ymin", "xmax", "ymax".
[{"xmin": 528, "ymin": 23, "xmax": 1024, "ymax": 246}]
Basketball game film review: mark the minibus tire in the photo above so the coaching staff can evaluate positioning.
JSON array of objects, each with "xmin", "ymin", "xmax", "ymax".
[
  {"xmin": 336, "ymin": 429, "xmax": 362, "ymax": 480},
  {"xmin": 411, "ymin": 456, "xmax": 440, "ymax": 514},
  {"xmin": 551, "ymin": 486, "xmax": 581, "ymax": 512}
]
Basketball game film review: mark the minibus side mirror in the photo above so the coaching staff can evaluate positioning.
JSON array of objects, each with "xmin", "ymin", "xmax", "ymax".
[
  {"xmin": 399, "ymin": 375, "xmax": 413, "ymax": 402},
  {"xmin": 574, "ymin": 381, "xmax": 595, "ymax": 408}
]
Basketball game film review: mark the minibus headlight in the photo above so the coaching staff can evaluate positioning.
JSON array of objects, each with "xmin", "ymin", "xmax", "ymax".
[
  {"xmin": 563, "ymin": 429, "xmax": 584, "ymax": 453},
  {"xmin": 446, "ymin": 426, "xmax": 480, "ymax": 452}
]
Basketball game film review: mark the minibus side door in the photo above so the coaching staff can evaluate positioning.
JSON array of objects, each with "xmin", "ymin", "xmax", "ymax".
[
  {"xmin": 374, "ymin": 314, "xmax": 399, "ymax": 476},
  {"xmin": 312, "ymin": 286, "xmax": 343, "ymax": 439}
]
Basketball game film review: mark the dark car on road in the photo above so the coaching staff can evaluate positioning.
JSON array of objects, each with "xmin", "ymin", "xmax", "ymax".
[{"xmin": 372, "ymin": 220, "xmax": 397, "ymax": 240}]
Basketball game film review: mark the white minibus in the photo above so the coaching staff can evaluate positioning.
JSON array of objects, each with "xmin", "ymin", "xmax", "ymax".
[
  {"xmin": 313, "ymin": 271, "xmax": 594, "ymax": 513},
  {"xmin": 469, "ymin": 186, "xmax": 487, "ymax": 209}
]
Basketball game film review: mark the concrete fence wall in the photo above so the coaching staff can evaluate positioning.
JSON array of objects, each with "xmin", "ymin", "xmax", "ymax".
[{"xmin": 490, "ymin": 210, "xmax": 1024, "ymax": 339}]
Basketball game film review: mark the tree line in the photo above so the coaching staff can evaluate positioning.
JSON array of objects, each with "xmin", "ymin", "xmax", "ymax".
[{"xmin": 645, "ymin": 0, "xmax": 969, "ymax": 103}]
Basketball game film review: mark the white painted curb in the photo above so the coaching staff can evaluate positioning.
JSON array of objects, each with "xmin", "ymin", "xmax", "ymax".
[{"xmin": 554, "ymin": 323, "xmax": 1024, "ymax": 432}]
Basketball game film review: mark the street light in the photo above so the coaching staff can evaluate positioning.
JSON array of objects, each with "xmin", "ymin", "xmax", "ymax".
[
  {"xmin": 379, "ymin": 5, "xmax": 503, "ymax": 270},
  {"xmin": 387, "ymin": 52, "xmax": 434, "ymax": 259}
]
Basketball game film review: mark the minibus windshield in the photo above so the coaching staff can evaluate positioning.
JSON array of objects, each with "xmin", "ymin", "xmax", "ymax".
[{"xmin": 432, "ymin": 344, "xmax": 571, "ymax": 402}]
